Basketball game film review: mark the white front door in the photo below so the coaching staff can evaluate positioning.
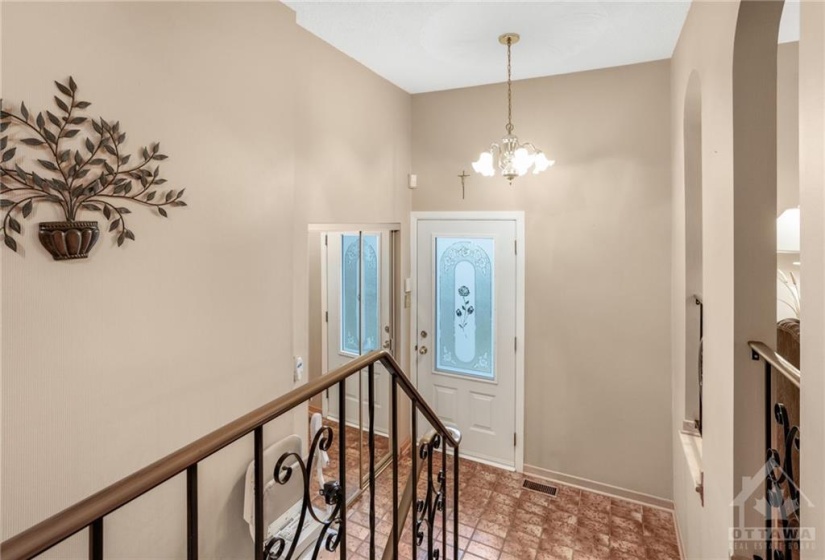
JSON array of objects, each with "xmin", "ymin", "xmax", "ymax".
[
  {"xmin": 325, "ymin": 231, "xmax": 391, "ymax": 435},
  {"xmin": 416, "ymin": 218, "xmax": 518, "ymax": 468}
]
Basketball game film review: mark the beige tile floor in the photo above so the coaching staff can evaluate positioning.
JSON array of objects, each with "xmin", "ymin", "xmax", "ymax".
[{"xmin": 307, "ymin": 417, "xmax": 681, "ymax": 560}]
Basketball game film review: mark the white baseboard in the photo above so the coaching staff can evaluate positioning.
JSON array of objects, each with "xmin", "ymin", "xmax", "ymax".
[
  {"xmin": 461, "ymin": 453, "xmax": 517, "ymax": 472},
  {"xmin": 523, "ymin": 464, "xmax": 675, "ymax": 511}
]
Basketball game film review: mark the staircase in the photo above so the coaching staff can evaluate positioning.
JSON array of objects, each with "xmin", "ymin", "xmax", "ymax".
[{"xmin": 0, "ymin": 350, "xmax": 462, "ymax": 560}]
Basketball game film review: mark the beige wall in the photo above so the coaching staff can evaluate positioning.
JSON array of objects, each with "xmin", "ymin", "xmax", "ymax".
[
  {"xmin": 732, "ymin": 5, "xmax": 784, "ymax": 556},
  {"xmin": 671, "ymin": 2, "xmax": 793, "ymax": 558},
  {"xmin": 1, "ymin": 1, "xmax": 411, "ymax": 556},
  {"xmin": 684, "ymin": 71, "xmax": 703, "ymax": 425},
  {"xmin": 1, "ymin": 3, "xmax": 297, "ymax": 556},
  {"xmin": 411, "ymin": 60, "xmax": 673, "ymax": 500},
  {"xmin": 290, "ymin": 21, "xmax": 413, "ymax": 450},
  {"xmin": 778, "ymin": 42, "xmax": 800, "ymax": 213},
  {"xmin": 291, "ymin": 18, "xmax": 413, "ymax": 381},
  {"xmin": 799, "ymin": 3, "xmax": 825, "ymax": 559},
  {"xmin": 670, "ymin": 4, "xmax": 739, "ymax": 557},
  {"xmin": 307, "ymin": 230, "xmax": 323, "ymax": 409}
]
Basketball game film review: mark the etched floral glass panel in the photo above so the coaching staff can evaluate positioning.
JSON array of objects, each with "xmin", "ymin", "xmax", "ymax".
[
  {"xmin": 340, "ymin": 234, "xmax": 380, "ymax": 356},
  {"xmin": 341, "ymin": 235, "xmax": 360, "ymax": 355},
  {"xmin": 435, "ymin": 237, "xmax": 495, "ymax": 379},
  {"xmin": 361, "ymin": 235, "xmax": 380, "ymax": 352}
]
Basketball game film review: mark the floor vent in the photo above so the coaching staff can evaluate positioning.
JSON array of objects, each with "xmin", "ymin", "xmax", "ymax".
[{"xmin": 522, "ymin": 479, "xmax": 558, "ymax": 497}]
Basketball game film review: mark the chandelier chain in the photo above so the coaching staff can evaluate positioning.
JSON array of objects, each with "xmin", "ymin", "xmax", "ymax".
[{"xmin": 506, "ymin": 36, "xmax": 513, "ymax": 135}]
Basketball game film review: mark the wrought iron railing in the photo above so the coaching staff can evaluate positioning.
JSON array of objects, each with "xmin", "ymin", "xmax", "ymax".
[
  {"xmin": 750, "ymin": 341, "xmax": 801, "ymax": 560},
  {"xmin": 1, "ymin": 350, "xmax": 462, "ymax": 560}
]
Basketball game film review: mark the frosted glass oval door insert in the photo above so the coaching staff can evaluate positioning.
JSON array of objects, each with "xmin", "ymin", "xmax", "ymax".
[
  {"xmin": 435, "ymin": 237, "xmax": 495, "ymax": 380},
  {"xmin": 417, "ymin": 219, "xmax": 517, "ymax": 468}
]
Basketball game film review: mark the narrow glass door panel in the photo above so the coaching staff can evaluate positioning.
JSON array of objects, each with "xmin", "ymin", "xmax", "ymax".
[
  {"xmin": 340, "ymin": 234, "xmax": 381, "ymax": 355},
  {"xmin": 435, "ymin": 237, "xmax": 495, "ymax": 380},
  {"xmin": 357, "ymin": 233, "xmax": 389, "ymax": 480},
  {"xmin": 340, "ymin": 234, "xmax": 361, "ymax": 356},
  {"xmin": 360, "ymin": 234, "xmax": 381, "ymax": 353},
  {"xmin": 325, "ymin": 230, "xmax": 394, "ymax": 492},
  {"xmin": 326, "ymin": 232, "xmax": 363, "ymax": 501}
]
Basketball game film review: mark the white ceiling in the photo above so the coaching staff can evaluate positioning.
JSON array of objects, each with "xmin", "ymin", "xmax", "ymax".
[{"xmin": 285, "ymin": 1, "xmax": 802, "ymax": 94}]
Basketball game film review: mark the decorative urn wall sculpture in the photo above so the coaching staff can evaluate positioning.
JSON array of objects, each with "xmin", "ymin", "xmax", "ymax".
[{"xmin": 0, "ymin": 77, "xmax": 187, "ymax": 260}]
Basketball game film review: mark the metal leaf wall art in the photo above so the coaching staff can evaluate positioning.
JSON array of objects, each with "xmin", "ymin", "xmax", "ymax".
[{"xmin": 0, "ymin": 77, "xmax": 187, "ymax": 260}]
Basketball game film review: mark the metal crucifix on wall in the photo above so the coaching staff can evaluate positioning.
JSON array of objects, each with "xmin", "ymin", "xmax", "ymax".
[{"xmin": 458, "ymin": 169, "xmax": 469, "ymax": 200}]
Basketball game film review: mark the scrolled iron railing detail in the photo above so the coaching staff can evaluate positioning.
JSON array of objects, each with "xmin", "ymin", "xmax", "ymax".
[
  {"xmin": 413, "ymin": 433, "xmax": 447, "ymax": 560},
  {"xmin": 750, "ymin": 342, "xmax": 802, "ymax": 560},
  {"xmin": 761, "ymin": 403, "xmax": 801, "ymax": 560},
  {"xmin": 263, "ymin": 425, "xmax": 344, "ymax": 560}
]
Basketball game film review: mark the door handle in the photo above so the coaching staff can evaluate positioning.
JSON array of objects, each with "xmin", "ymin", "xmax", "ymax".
[
  {"xmin": 382, "ymin": 339, "xmax": 391, "ymax": 349},
  {"xmin": 419, "ymin": 346, "xmax": 428, "ymax": 355}
]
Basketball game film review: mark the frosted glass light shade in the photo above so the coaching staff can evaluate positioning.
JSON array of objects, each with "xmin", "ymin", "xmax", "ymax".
[
  {"xmin": 472, "ymin": 152, "xmax": 495, "ymax": 177},
  {"xmin": 472, "ymin": 136, "xmax": 553, "ymax": 182},
  {"xmin": 512, "ymin": 147, "xmax": 533, "ymax": 176},
  {"xmin": 533, "ymin": 152, "xmax": 555, "ymax": 173},
  {"xmin": 777, "ymin": 207, "xmax": 800, "ymax": 253}
]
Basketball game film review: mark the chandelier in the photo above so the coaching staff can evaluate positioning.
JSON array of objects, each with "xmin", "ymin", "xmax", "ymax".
[{"xmin": 472, "ymin": 33, "xmax": 554, "ymax": 183}]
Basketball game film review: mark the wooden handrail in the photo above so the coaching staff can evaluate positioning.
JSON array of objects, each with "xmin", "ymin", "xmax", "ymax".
[
  {"xmin": 749, "ymin": 340, "xmax": 801, "ymax": 388},
  {"xmin": 2, "ymin": 349, "xmax": 458, "ymax": 560},
  {"xmin": 379, "ymin": 352, "xmax": 460, "ymax": 449}
]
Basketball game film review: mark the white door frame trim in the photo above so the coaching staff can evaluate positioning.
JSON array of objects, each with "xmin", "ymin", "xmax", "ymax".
[{"xmin": 410, "ymin": 211, "xmax": 526, "ymax": 473}]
